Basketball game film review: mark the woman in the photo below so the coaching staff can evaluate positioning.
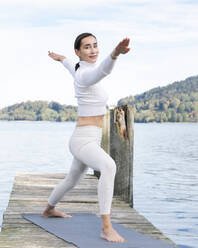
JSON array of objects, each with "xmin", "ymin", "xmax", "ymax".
[{"xmin": 42, "ymin": 33, "xmax": 130, "ymax": 243}]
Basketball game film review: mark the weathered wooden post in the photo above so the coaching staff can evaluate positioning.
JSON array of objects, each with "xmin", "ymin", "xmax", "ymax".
[
  {"xmin": 94, "ymin": 104, "xmax": 134, "ymax": 207},
  {"xmin": 110, "ymin": 104, "xmax": 134, "ymax": 207}
]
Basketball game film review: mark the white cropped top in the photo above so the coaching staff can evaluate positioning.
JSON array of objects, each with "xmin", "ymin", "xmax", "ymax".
[{"xmin": 61, "ymin": 54, "xmax": 117, "ymax": 116}]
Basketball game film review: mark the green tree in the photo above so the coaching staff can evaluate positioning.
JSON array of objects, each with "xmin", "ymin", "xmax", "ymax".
[
  {"xmin": 170, "ymin": 110, "xmax": 177, "ymax": 122},
  {"xmin": 177, "ymin": 103, "xmax": 185, "ymax": 113}
]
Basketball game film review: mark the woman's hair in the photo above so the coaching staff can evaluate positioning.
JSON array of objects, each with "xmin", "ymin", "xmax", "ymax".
[{"xmin": 74, "ymin": 32, "xmax": 96, "ymax": 71}]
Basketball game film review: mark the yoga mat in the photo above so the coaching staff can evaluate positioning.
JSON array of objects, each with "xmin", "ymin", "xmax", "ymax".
[{"xmin": 22, "ymin": 212, "xmax": 176, "ymax": 248}]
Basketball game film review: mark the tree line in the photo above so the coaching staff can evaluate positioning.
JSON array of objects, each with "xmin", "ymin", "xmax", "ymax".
[
  {"xmin": 118, "ymin": 75, "xmax": 198, "ymax": 122},
  {"xmin": 0, "ymin": 101, "xmax": 78, "ymax": 122},
  {"xmin": 0, "ymin": 75, "xmax": 198, "ymax": 122}
]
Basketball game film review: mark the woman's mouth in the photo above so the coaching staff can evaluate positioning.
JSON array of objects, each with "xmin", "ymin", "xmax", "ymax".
[{"xmin": 89, "ymin": 55, "xmax": 97, "ymax": 59}]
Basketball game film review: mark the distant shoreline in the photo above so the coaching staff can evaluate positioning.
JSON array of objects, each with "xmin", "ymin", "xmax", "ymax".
[
  {"xmin": 1, "ymin": 74, "xmax": 198, "ymax": 123},
  {"xmin": 0, "ymin": 120, "xmax": 197, "ymax": 124}
]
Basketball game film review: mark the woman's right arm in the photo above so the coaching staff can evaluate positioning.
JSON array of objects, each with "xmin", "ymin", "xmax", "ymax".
[
  {"xmin": 48, "ymin": 51, "xmax": 75, "ymax": 77},
  {"xmin": 48, "ymin": 51, "xmax": 65, "ymax": 62}
]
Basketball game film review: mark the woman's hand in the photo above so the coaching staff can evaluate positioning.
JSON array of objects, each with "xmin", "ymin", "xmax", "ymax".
[
  {"xmin": 111, "ymin": 38, "xmax": 131, "ymax": 59},
  {"xmin": 48, "ymin": 51, "xmax": 66, "ymax": 62}
]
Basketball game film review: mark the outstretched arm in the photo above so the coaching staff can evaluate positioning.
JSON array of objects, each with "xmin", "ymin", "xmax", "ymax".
[
  {"xmin": 48, "ymin": 51, "xmax": 75, "ymax": 77},
  {"xmin": 48, "ymin": 51, "xmax": 66, "ymax": 62},
  {"xmin": 76, "ymin": 37, "xmax": 131, "ymax": 87},
  {"xmin": 111, "ymin": 37, "xmax": 130, "ymax": 59}
]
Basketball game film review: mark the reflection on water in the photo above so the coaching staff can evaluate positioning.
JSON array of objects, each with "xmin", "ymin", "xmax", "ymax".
[{"xmin": 0, "ymin": 121, "xmax": 198, "ymax": 247}]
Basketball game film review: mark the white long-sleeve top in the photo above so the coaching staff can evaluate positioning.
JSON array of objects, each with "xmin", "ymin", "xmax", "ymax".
[{"xmin": 61, "ymin": 54, "xmax": 117, "ymax": 116}]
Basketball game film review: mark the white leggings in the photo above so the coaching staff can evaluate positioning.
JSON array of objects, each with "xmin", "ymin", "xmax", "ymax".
[{"xmin": 48, "ymin": 125, "xmax": 117, "ymax": 215}]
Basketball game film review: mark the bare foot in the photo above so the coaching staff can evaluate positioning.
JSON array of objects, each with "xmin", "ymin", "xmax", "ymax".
[
  {"xmin": 42, "ymin": 208, "xmax": 72, "ymax": 218},
  {"xmin": 101, "ymin": 226, "xmax": 126, "ymax": 243}
]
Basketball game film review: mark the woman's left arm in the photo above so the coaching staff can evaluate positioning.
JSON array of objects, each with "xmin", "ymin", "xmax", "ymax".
[
  {"xmin": 111, "ymin": 37, "xmax": 130, "ymax": 59},
  {"xmin": 76, "ymin": 38, "xmax": 131, "ymax": 87}
]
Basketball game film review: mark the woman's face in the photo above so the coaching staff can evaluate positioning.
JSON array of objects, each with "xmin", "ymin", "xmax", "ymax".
[{"xmin": 75, "ymin": 36, "xmax": 99, "ymax": 63}]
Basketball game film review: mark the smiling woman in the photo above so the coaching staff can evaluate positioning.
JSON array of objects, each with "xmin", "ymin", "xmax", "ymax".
[
  {"xmin": 74, "ymin": 33, "xmax": 99, "ymax": 63},
  {"xmin": 43, "ymin": 32, "xmax": 131, "ymax": 243},
  {"xmin": 47, "ymin": 33, "xmax": 130, "ymax": 128}
]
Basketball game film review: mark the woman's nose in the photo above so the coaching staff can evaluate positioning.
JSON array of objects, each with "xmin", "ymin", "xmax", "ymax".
[{"xmin": 91, "ymin": 47, "xmax": 97, "ymax": 53}]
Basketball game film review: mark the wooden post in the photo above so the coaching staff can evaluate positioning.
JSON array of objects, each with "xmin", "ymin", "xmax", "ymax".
[
  {"xmin": 94, "ymin": 104, "xmax": 134, "ymax": 207},
  {"xmin": 110, "ymin": 104, "xmax": 134, "ymax": 207}
]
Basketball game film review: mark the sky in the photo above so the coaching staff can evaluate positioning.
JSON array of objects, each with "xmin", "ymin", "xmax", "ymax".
[{"xmin": 0, "ymin": 0, "xmax": 198, "ymax": 109}]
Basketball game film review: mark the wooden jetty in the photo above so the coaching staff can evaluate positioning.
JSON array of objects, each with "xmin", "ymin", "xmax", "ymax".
[{"xmin": 0, "ymin": 173, "xmax": 177, "ymax": 247}]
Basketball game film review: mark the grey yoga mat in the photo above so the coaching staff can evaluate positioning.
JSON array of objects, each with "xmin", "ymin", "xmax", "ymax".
[{"xmin": 22, "ymin": 212, "xmax": 176, "ymax": 248}]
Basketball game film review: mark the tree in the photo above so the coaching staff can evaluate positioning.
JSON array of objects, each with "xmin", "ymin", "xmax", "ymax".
[
  {"xmin": 169, "ymin": 98, "xmax": 180, "ymax": 109},
  {"xmin": 170, "ymin": 110, "xmax": 177, "ymax": 122},
  {"xmin": 159, "ymin": 100, "xmax": 168, "ymax": 111},
  {"xmin": 177, "ymin": 103, "xmax": 185, "ymax": 113},
  {"xmin": 48, "ymin": 101, "xmax": 63, "ymax": 113}
]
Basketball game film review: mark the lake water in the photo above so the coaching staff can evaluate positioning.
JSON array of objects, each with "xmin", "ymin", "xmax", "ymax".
[{"xmin": 0, "ymin": 121, "xmax": 197, "ymax": 248}]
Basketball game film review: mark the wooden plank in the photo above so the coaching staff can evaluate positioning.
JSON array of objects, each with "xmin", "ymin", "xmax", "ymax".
[{"xmin": 0, "ymin": 173, "xmax": 177, "ymax": 247}]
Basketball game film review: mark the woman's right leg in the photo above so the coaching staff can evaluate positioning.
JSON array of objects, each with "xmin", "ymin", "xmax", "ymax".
[
  {"xmin": 48, "ymin": 157, "xmax": 88, "ymax": 207},
  {"xmin": 43, "ymin": 156, "xmax": 88, "ymax": 218}
]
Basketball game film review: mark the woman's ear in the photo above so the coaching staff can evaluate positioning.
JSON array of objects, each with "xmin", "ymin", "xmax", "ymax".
[{"xmin": 75, "ymin": 49, "xmax": 80, "ymax": 57}]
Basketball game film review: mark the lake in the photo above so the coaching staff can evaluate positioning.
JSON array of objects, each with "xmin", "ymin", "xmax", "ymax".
[{"xmin": 0, "ymin": 121, "xmax": 197, "ymax": 248}]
